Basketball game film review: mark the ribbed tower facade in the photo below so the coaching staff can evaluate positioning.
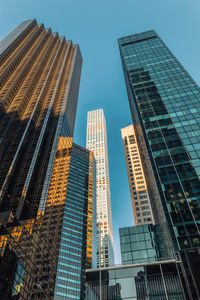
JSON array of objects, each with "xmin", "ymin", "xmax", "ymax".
[
  {"xmin": 86, "ymin": 109, "xmax": 114, "ymax": 267},
  {"xmin": 0, "ymin": 19, "xmax": 86, "ymax": 299},
  {"xmin": 121, "ymin": 124, "xmax": 154, "ymax": 225}
]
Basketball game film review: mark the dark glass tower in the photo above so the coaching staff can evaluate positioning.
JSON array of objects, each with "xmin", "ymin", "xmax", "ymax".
[
  {"xmin": 0, "ymin": 19, "xmax": 84, "ymax": 299},
  {"xmin": 118, "ymin": 31, "xmax": 200, "ymax": 298}
]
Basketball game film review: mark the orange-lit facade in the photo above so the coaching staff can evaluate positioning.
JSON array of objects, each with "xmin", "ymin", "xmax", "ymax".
[
  {"xmin": 32, "ymin": 137, "xmax": 73, "ymax": 299},
  {"xmin": 53, "ymin": 142, "xmax": 96, "ymax": 299},
  {"xmin": 0, "ymin": 19, "xmax": 85, "ymax": 299},
  {"xmin": 32, "ymin": 139, "xmax": 96, "ymax": 299}
]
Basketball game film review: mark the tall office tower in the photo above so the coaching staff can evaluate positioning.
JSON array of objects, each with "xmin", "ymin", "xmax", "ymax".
[
  {"xmin": 0, "ymin": 19, "xmax": 83, "ymax": 299},
  {"xmin": 121, "ymin": 124, "xmax": 154, "ymax": 225},
  {"xmin": 34, "ymin": 141, "xmax": 96, "ymax": 299},
  {"xmin": 119, "ymin": 30, "xmax": 200, "ymax": 298},
  {"xmin": 86, "ymin": 109, "xmax": 114, "ymax": 267}
]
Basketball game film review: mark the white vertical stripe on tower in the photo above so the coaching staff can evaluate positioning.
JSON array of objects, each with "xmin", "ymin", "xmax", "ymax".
[{"xmin": 86, "ymin": 109, "xmax": 114, "ymax": 267}]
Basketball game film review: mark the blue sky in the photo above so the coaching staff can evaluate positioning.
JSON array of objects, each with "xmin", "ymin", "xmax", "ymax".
[{"xmin": 1, "ymin": 0, "xmax": 200, "ymax": 264}]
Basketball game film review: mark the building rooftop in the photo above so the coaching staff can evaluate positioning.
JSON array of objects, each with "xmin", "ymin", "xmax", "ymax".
[{"xmin": 118, "ymin": 30, "xmax": 157, "ymax": 46}]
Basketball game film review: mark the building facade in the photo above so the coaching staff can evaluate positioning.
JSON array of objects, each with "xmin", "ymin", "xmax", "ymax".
[
  {"xmin": 31, "ymin": 141, "xmax": 97, "ymax": 300},
  {"xmin": 85, "ymin": 260, "xmax": 188, "ymax": 300},
  {"xmin": 86, "ymin": 109, "xmax": 114, "ymax": 267},
  {"xmin": 119, "ymin": 225, "xmax": 167, "ymax": 265},
  {"xmin": 121, "ymin": 125, "xmax": 154, "ymax": 225},
  {"xmin": 38, "ymin": 142, "xmax": 96, "ymax": 300},
  {"xmin": 0, "ymin": 19, "xmax": 84, "ymax": 299},
  {"xmin": 118, "ymin": 30, "xmax": 200, "ymax": 298}
]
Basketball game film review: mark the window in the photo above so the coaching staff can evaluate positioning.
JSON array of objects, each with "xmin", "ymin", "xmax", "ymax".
[
  {"xmin": 129, "ymin": 135, "xmax": 136, "ymax": 144},
  {"xmin": 141, "ymin": 206, "xmax": 149, "ymax": 210},
  {"xmin": 143, "ymin": 211, "xmax": 151, "ymax": 216}
]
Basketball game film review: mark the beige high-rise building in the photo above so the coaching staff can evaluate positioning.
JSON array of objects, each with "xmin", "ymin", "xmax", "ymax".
[{"xmin": 121, "ymin": 125, "xmax": 154, "ymax": 225}]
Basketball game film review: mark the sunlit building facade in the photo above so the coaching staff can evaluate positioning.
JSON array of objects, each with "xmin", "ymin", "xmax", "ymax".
[
  {"xmin": 121, "ymin": 125, "xmax": 154, "ymax": 225},
  {"xmin": 0, "ymin": 19, "xmax": 85, "ymax": 299},
  {"xmin": 86, "ymin": 109, "xmax": 114, "ymax": 267},
  {"xmin": 34, "ymin": 141, "xmax": 97, "ymax": 300},
  {"xmin": 118, "ymin": 30, "xmax": 200, "ymax": 299}
]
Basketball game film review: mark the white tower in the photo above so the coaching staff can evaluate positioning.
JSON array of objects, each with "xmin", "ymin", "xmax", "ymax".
[{"xmin": 86, "ymin": 109, "xmax": 114, "ymax": 267}]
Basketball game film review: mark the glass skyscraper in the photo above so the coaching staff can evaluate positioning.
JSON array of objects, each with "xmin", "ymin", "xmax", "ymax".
[
  {"xmin": 52, "ymin": 143, "xmax": 96, "ymax": 300},
  {"xmin": 118, "ymin": 30, "xmax": 200, "ymax": 298},
  {"xmin": 86, "ymin": 109, "xmax": 114, "ymax": 268},
  {"xmin": 31, "ymin": 140, "xmax": 97, "ymax": 299},
  {"xmin": 0, "ymin": 19, "xmax": 90, "ymax": 299}
]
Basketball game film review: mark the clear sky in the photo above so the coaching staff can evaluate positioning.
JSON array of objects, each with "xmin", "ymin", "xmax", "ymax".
[{"xmin": 1, "ymin": 0, "xmax": 200, "ymax": 264}]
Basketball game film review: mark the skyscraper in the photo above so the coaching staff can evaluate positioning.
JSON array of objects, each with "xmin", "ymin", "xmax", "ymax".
[
  {"xmin": 0, "ymin": 19, "xmax": 88, "ymax": 299},
  {"xmin": 118, "ymin": 30, "xmax": 200, "ymax": 298},
  {"xmin": 121, "ymin": 124, "xmax": 154, "ymax": 225},
  {"xmin": 86, "ymin": 109, "xmax": 114, "ymax": 267},
  {"xmin": 36, "ymin": 142, "xmax": 96, "ymax": 300}
]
